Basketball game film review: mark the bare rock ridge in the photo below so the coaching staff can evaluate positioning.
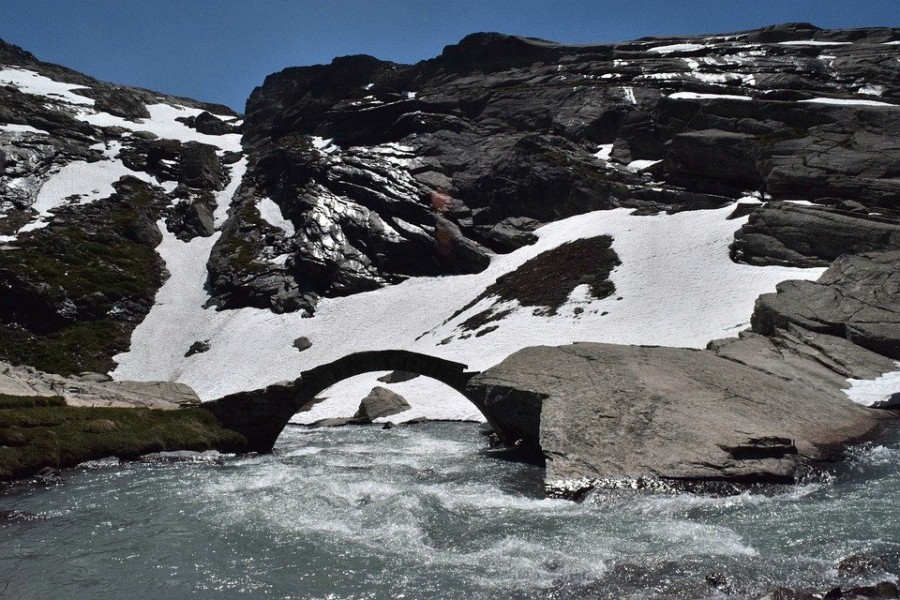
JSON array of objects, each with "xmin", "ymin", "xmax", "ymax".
[
  {"xmin": 2, "ymin": 25, "xmax": 899, "ymax": 369},
  {"xmin": 211, "ymin": 23, "xmax": 900, "ymax": 314}
]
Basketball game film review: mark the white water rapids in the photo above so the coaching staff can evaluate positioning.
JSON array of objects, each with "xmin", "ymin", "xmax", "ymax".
[{"xmin": 1, "ymin": 422, "xmax": 898, "ymax": 599}]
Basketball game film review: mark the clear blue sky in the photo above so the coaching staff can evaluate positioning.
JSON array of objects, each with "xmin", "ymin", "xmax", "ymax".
[{"xmin": 1, "ymin": 1, "xmax": 897, "ymax": 112}]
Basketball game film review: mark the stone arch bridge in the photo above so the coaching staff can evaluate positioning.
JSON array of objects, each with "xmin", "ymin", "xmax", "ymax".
[{"xmin": 202, "ymin": 350, "xmax": 490, "ymax": 453}]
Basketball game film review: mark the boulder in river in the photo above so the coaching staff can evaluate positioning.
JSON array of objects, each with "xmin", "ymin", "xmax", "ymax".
[
  {"xmin": 467, "ymin": 342, "xmax": 890, "ymax": 490},
  {"xmin": 354, "ymin": 386, "xmax": 411, "ymax": 421}
]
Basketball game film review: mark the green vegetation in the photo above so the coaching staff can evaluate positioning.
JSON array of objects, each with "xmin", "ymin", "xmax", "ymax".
[
  {"xmin": 213, "ymin": 200, "xmax": 268, "ymax": 275},
  {"xmin": 453, "ymin": 235, "xmax": 621, "ymax": 332},
  {"xmin": 487, "ymin": 236, "xmax": 620, "ymax": 312},
  {"xmin": 0, "ymin": 394, "xmax": 246, "ymax": 481},
  {"xmin": 539, "ymin": 147, "xmax": 614, "ymax": 185},
  {"xmin": 0, "ymin": 225, "xmax": 159, "ymax": 302},
  {"xmin": 0, "ymin": 185, "xmax": 164, "ymax": 375},
  {"xmin": 0, "ymin": 320, "xmax": 131, "ymax": 375}
]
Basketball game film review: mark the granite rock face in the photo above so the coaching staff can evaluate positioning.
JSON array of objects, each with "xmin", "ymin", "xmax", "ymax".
[
  {"xmin": 354, "ymin": 386, "xmax": 411, "ymax": 421},
  {"xmin": 731, "ymin": 203, "xmax": 900, "ymax": 267},
  {"xmin": 468, "ymin": 342, "xmax": 886, "ymax": 486},
  {"xmin": 752, "ymin": 251, "xmax": 900, "ymax": 359},
  {"xmin": 210, "ymin": 24, "xmax": 900, "ymax": 313}
]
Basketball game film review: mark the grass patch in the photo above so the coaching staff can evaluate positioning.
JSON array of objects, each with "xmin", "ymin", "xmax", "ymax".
[
  {"xmin": 0, "ymin": 319, "xmax": 134, "ymax": 375},
  {"xmin": 211, "ymin": 201, "xmax": 269, "ymax": 276},
  {"xmin": 488, "ymin": 236, "xmax": 620, "ymax": 313},
  {"xmin": 0, "ymin": 395, "xmax": 246, "ymax": 481}
]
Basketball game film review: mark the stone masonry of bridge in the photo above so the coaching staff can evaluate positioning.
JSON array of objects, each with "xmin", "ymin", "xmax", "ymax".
[{"xmin": 201, "ymin": 350, "xmax": 488, "ymax": 453}]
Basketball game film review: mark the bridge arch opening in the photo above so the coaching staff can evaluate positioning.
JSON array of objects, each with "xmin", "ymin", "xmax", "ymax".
[
  {"xmin": 292, "ymin": 371, "xmax": 487, "ymax": 426},
  {"xmin": 203, "ymin": 350, "xmax": 495, "ymax": 453}
]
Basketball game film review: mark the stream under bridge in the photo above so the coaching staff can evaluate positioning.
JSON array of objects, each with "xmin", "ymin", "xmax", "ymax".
[{"xmin": 201, "ymin": 350, "xmax": 488, "ymax": 453}]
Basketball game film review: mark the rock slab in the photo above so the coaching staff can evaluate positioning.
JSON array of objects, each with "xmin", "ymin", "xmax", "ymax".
[
  {"xmin": 468, "ymin": 343, "xmax": 887, "ymax": 486},
  {"xmin": 0, "ymin": 361, "xmax": 200, "ymax": 409},
  {"xmin": 752, "ymin": 251, "xmax": 900, "ymax": 359}
]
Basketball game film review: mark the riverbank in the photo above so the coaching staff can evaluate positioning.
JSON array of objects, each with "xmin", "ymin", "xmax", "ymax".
[{"xmin": 0, "ymin": 394, "xmax": 245, "ymax": 482}]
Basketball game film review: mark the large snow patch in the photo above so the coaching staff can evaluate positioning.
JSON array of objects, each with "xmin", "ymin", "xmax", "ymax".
[{"xmin": 113, "ymin": 204, "xmax": 825, "ymax": 423}]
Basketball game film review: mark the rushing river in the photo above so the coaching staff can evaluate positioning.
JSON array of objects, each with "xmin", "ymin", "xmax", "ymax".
[{"xmin": 1, "ymin": 421, "xmax": 898, "ymax": 599}]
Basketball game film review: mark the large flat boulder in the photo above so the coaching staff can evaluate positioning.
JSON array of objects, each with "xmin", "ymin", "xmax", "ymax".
[
  {"xmin": 468, "ymin": 343, "xmax": 888, "ymax": 489},
  {"xmin": 0, "ymin": 361, "xmax": 199, "ymax": 409}
]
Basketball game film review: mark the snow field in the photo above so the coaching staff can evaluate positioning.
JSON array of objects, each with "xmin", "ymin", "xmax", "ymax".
[
  {"xmin": 257, "ymin": 197, "xmax": 296, "ymax": 236},
  {"xmin": 668, "ymin": 92, "xmax": 753, "ymax": 101},
  {"xmin": 112, "ymin": 201, "xmax": 831, "ymax": 423},
  {"xmin": 0, "ymin": 123, "xmax": 50, "ymax": 135},
  {"xmin": 647, "ymin": 43, "xmax": 706, "ymax": 54},
  {"xmin": 0, "ymin": 67, "xmax": 94, "ymax": 105},
  {"xmin": 845, "ymin": 363, "xmax": 900, "ymax": 408},
  {"xmin": 799, "ymin": 97, "xmax": 897, "ymax": 108},
  {"xmin": 79, "ymin": 104, "xmax": 242, "ymax": 152}
]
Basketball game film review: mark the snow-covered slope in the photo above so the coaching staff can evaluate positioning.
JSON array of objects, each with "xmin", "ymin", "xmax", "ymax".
[
  {"xmin": 111, "ymin": 195, "xmax": 826, "ymax": 422},
  {"xmin": 0, "ymin": 66, "xmax": 240, "ymax": 236}
]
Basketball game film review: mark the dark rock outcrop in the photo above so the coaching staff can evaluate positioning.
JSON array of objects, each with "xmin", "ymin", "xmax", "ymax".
[
  {"xmin": 731, "ymin": 203, "xmax": 900, "ymax": 267},
  {"xmin": 120, "ymin": 139, "xmax": 225, "ymax": 191},
  {"xmin": 752, "ymin": 251, "xmax": 900, "ymax": 359},
  {"xmin": 179, "ymin": 111, "xmax": 236, "ymax": 136},
  {"xmin": 166, "ymin": 193, "xmax": 216, "ymax": 241},
  {"xmin": 208, "ymin": 25, "xmax": 900, "ymax": 313},
  {"xmin": 0, "ymin": 39, "xmax": 238, "ymax": 374},
  {"xmin": 292, "ymin": 336, "xmax": 312, "ymax": 352},
  {"xmin": 0, "ymin": 178, "xmax": 169, "ymax": 374}
]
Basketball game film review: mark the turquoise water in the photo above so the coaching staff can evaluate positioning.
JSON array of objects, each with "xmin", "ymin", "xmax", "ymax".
[{"xmin": 1, "ymin": 422, "xmax": 898, "ymax": 599}]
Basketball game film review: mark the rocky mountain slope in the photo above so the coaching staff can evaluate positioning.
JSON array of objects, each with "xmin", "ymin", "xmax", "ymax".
[
  {"xmin": 0, "ymin": 39, "xmax": 241, "ymax": 374},
  {"xmin": 214, "ymin": 22, "xmax": 900, "ymax": 315},
  {"xmin": 0, "ymin": 23, "xmax": 898, "ymax": 439}
]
